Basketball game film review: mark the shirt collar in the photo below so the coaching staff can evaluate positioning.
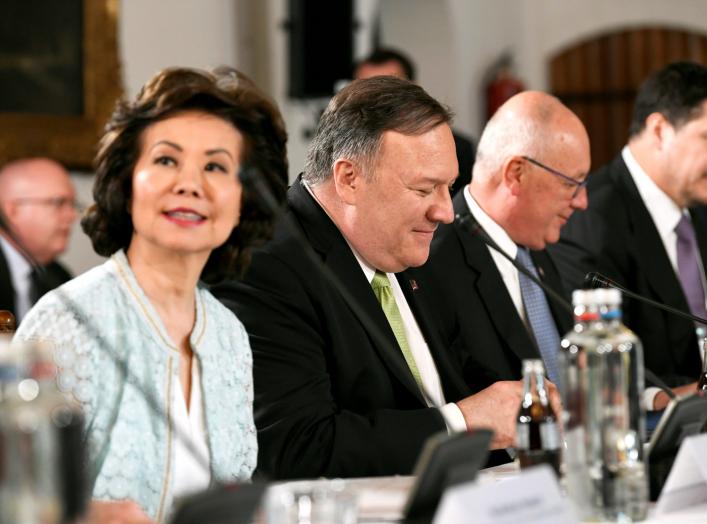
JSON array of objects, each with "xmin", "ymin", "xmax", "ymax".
[
  {"xmin": 463, "ymin": 185, "xmax": 519, "ymax": 259},
  {"xmin": 301, "ymin": 178, "xmax": 377, "ymax": 283},
  {"xmin": 622, "ymin": 145, "xmax": 684, "ymax": 236}
]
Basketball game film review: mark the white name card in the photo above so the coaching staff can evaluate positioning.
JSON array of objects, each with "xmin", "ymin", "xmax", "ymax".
[
  {"xmin": 432, "ymin": 465, "xmax": 578, "ymax": 524},
  {"xmin": 655, "ymin": 433, "xmax": 707, "ymax": 515}
]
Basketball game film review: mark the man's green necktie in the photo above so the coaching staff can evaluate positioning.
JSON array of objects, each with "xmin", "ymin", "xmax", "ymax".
[{"xmin": 371, "ymin": 271, "xmax": 424, "ymax": 391}]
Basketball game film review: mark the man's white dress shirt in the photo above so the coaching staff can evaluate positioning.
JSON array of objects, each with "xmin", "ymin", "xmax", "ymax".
[
  {"xmin": 623, "ymin": 146, "xmax": 707, "ymax": 408},
  {"xmin": 463, "ymin": 186, "xmax": 530, "ymax": 326}
]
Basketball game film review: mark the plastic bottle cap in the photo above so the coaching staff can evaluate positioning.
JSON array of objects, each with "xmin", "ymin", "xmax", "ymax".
[
  {"xmin": 572, "ymin": 289, "xmax": 592, "ymax": 306},
  {"xmin": 594, "ymin": 288, "xmax": 622, "ymax": 305},
  {"xmin": 522, "ymin": 358, "xmax": 545, "ymax": 374}
]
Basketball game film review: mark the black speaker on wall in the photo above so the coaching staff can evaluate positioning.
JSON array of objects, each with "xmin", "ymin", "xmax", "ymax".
[{"xmin": 287, "ymin": 0, "xmax": 354, "ymax": 99}]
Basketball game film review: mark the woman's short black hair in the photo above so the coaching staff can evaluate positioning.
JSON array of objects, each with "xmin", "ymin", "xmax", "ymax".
[{"xmin": 82, "ymin": 66, "xmax": 288, "ymax": 283}]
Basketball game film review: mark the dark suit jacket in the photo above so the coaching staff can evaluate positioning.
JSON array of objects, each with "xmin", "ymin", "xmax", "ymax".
[
  {"xmin": 549, "ymin": 154, "xmax": 706, "ymax": 387},
  {"xmin": 0, "ymin": 242, "xmax": 72, "ymax": 318},
  {"xmin": 422, "ymin": 192, "xmax": 572, "ymax": 390},
  {"xmin": 211, "ymin": 178, "xmax": 472, "ymax": 480}
]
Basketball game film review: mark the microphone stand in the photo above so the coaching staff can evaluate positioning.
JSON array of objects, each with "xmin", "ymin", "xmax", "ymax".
[
  {"xmin": 584, "ymin": 272, "xmax": 707, "ymax": 326},
  {"xmin": 456, "ymin": 213, "xmax": 573, "ymax": 315},
  {"xmin": 455, "ymin": 212, "xmax": 675, "ymax": 398},
  {"xmin": 583, "ymin": 271, "xmax": 707, "ymax": 400}
]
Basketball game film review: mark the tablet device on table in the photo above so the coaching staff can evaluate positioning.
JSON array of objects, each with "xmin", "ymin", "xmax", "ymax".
[
  {"xmin": 646, "ymin": 391, "xmax": 707, "ymax": 500},
  {"xmin": 403, "ymin": 429, "xmax": 493, "ymax": 522},
  {"xmin": 647, "ymin": 391, "xmax": 707, "ymax": 460},
  {"xmin": 169, "ymin": 483, "xmax": 266, "ymax": 524}
]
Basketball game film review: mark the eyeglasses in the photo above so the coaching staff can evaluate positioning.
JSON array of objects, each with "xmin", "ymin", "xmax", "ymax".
[
  {"xmin": 522, "ymin": 156, "xmax": 588, "ymax": 198},
  {"xmin": 13, "ymin": 197, "xmax": 84, "ymax": 213}
]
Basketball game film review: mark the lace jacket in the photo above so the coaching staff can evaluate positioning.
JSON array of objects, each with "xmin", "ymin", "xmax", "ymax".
[{"xmin": 15, "ymin": 250, "xmax": 257, "ymax": 522}]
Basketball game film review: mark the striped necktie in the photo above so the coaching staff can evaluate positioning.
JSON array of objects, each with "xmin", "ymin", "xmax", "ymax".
[
  {"xmin": 675, "ymin": 214, "xmax": 707, "ymax": 321},
  {"xmin": 515, "ymin": 248, "xmax": 561, "ymax": 384}
]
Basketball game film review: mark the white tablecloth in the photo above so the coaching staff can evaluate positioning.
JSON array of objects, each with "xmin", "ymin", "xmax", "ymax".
[{"xmin": 257, "ymin": 462, "xmax": 707, "ymax": 523}]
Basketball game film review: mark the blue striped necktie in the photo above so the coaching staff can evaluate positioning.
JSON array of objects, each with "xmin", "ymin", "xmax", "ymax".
[{"xmin": 515, "ymin": 247, "xmax": 561, "ymax": 384}]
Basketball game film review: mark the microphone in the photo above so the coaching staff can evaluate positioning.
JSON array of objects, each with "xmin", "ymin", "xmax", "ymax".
[
  {"xmin": 582, "ymin": 271, "xmax": 699, "ymax": 399},
  {"xmin": 455, "ymin": 213, "xmax": 675, "ymax": 398},
  {"xmin": 455, "ymin": 212, "xmax": 573, "ymax": 315},
  {"xmin": 584, "ymin": 272, "xmax": 707, "ymax": 326}
]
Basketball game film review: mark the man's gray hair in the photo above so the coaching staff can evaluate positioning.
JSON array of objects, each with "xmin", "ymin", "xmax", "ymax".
[{"xmin": 304, "ymin": 76, "xmax": 453, "ymax": 185}]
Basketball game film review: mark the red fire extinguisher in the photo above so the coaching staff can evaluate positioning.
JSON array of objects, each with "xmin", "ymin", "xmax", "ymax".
[{"xmin": 486, "ymin": 53, "xmax": 525, "ymax": 121}]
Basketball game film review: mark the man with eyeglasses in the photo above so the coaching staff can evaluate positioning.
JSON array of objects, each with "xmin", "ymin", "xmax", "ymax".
[
  {"xmin": 0, "ymin": 157, "xmax": 78, "ymax": 322},
  {"xmin": 550, "ymin": 62, "xmax": 707, "ymax": 411},
  {"xmin": 422, "ymin": 91, "xmax": 590, "ymax": 394}
]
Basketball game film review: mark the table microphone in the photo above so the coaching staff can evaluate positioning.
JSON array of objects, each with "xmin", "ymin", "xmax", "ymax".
[
  {"xmin": 455, "ymin": 213, "xmax": 675, "ymax": 398},
  {"xmin": 583, "ymin": 271, "xmax": 707, "ymax": 326},
  {"xmin": 581, "ymin": 271, "xmax": 707, "ymax": 399},
  {"xmin": 455, "ymin": 212, "xmax": 573, "ymax": 315}
]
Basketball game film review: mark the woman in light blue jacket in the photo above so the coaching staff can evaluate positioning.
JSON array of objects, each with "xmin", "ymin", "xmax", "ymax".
[{"xmin": 16, "ymin": 66, "xmax": 288, "ymax": 522}]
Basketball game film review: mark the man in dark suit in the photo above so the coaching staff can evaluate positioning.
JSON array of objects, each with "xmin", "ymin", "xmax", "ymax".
[
  {"xmin": 0, "ymin": 158, "xmax": 77, "ymax": 321},
  {"xmin": 353, "ymin": 47, "xmax": 476, "ymax": 195},
  {"xmin": 213, "ymin": 76, "xmax": 529, "ymax": 480},
  {"xmin": 550, "ymin": 62, "xmax": 707, "ymax": 410},
  {"xmin": 423, "ymin": 91, "xmax": 590, "ymax": 391}
]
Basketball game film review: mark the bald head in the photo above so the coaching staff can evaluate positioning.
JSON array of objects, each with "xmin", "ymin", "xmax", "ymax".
[
  {"xmin": 0, "ymin": 158, "xmax": 70, "ymax": 198},
  {"xmin": 473, "ymin": 91, "xmax": 589, "ymax": 182},
  {"xmin": 0, "ymin": 158, "xmax": 77, "ymax": 264},
  {"xmin": 470, "ymin": 91, "xmax": 591, "ymax": 250}
]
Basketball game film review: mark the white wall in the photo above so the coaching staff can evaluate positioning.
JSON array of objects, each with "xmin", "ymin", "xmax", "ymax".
[
  {"xmin": 60, "ymin": 0, "xmax": 707, "ymax": 276},
  {"xmin": 378, "ymin": 0, "xmax": 707, "ymax": 139}
]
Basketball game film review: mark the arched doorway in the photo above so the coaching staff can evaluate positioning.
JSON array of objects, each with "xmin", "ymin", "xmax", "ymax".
[{"xmin": 550, "ymin": 26, "xmax": 707, "ymax": 168}]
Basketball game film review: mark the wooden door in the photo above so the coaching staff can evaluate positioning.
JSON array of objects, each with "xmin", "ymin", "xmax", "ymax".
[{"xmin": 550, "ymin": 27, "xmax": 707, "ymax": 169}]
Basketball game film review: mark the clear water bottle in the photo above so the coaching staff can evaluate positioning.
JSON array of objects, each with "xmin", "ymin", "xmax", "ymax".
[
  {"xmin": 560, "ymin": 290, "xmax": 601, "ymax": 519},
  {"xmin": 585, "ymin": 288, "xmax": 648, "ymax": 522},
  {"xmin": 0, "ymin": 340, "xmax": 86, "ymax": 524},
  {"xmin": 0, "ymin": 340, "xmax": 62, "ymax": 523},
  {"xmin": 516, "ymin": 359, "xmax": 562, "ymax": 477}
]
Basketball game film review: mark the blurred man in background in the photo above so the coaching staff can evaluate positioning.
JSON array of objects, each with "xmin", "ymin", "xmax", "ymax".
[{"xmin": 0, "ymin": 157, "xmax": 77, "ymax": 321}]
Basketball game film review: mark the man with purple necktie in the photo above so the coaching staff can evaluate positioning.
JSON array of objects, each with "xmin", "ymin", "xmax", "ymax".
[{"xmin": 551, "ymin": 62, "xmax": 707, "ymax": 411}]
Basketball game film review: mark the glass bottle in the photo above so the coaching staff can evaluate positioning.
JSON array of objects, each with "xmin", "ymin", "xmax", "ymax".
[
  {"xmin": 516, "ymin": 359, "xmax": 562, "ymax": 477},
  {"xmin": 585, "ymin": 288, "xmax": 648, "ymax": 522},
  {"xmin": 0, "ymin": 340, "xmax": 86, "ymax": 524},
  {"xmin": 560, "ymin": 289, "xmax": 601, "ymax": 519},
  {"xmin": 0, "ymin": 310, "xmax": 16, "ymax": 334}
]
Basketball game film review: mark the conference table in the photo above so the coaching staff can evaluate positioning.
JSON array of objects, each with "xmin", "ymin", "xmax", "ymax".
[{"xmin": 254, "ymin": 461, "xmax": 707, "ymax": 523}]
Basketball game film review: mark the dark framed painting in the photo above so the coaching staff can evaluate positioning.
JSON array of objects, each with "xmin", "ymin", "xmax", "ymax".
[{"xmin": 0, "ymin": 0, "xmax": 122, "ymax": 170}]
